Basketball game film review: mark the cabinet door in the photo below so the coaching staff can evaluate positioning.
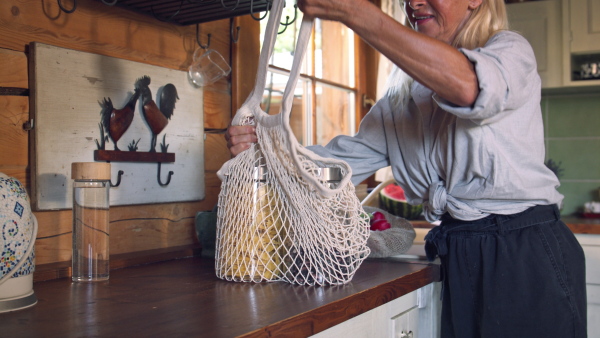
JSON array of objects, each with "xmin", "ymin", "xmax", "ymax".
[
  {"xmin": 506, "ymin": 0, "xmax": 563, "ymax": 88},
  {"xmin": 575, "ymin": 234, "xmax": 600, "ymax": 338},
  {"xmin": 569, "ymin": 0, "xmax": 600, "ymax": 54},
  {"xmin": 588, "ymin": 284, "xmax": 600, "ymax": 337}
]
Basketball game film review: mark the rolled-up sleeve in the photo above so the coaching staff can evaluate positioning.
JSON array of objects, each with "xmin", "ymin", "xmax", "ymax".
[{"xmin": 433, "ymin": 32, "xmax": 540, "ymax": 123}]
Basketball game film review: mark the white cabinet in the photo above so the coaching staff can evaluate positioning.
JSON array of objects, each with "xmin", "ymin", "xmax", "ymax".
[
  {"xmin": 563, "ymin": 0, "xmax": 600, "ymax": 87},
  {"xmin": 506, "ymin": 0, "xmax": 600, "ymax": 90},
  {"xmin": 310, "ymin": 283, "xmax": 442, "ymax": 338},
  {"xmin": 569, "ymin": 0, "xmax": 600, "ymax": 54},
  {"xmin": 575, "ymin": 234, "xmax": 600, "ymax": 337},
  {"xmin": 506, "ymin": 0, "xmax": 563, "ymax": 88}
]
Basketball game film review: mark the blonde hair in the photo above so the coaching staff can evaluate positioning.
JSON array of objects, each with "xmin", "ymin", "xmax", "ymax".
[
  {"xmin": 386, "ymin": 0, "xmax": 508, "ymax": 109},
  {"xmin": 453, "ymin": 0, "xmax": 509, "ymax": 49}
]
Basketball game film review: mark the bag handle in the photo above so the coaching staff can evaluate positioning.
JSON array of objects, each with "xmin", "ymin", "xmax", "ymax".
[
  {"xmin": 231, "ymin": 0, "xmax": 284, "ymax": 126},
  {"xmin": 276, "ymin": 18, "xmax": 355, "ymax": 198},
  {"xmin": 231, "ymin": 1, "xmax": 354, "ymax": 197}
]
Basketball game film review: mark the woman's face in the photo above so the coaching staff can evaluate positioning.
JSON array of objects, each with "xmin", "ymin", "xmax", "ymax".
[{"xmin": 403, "ymin": 0, "xmax": 481, "ymax": 44}]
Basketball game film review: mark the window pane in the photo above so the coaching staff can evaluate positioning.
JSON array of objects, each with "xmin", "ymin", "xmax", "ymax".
[
  {"xmin": 315, "ymin": 83, "xmax": 355, "ymax": 146},
  {"xmin": 262, "ymin": 71, "xmax": 311, "ymax": 145},
  {"xmin": 261, "ymin": 6, "xmax": 310, "ymax": 74},
  {"xmin": 315, "ymin": 20, "xmax": 355, "ymax": 86}
]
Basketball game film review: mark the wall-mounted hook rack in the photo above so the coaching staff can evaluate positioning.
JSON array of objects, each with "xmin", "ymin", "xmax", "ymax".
[{"xmin": 94, "ymin": 150, "xmax": 176, "ymax": 187}]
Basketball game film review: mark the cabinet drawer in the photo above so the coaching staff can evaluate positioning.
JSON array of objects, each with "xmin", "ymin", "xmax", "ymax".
[
  {"xmin": 587, "ymin": 284, "xmax": 600, "ymax": 338},
  {"xmin": 309, "ymin": 291, "xmax": 418, "ymax": 338},
  {"xmin": 575, "ymin": 234, "xmax": 600, "ymax": 284}
]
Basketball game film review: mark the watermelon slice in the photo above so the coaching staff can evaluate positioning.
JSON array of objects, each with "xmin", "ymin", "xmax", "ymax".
[{"xmin": 379, "ymin": 183, "xmax": 423, "ymax": 220}]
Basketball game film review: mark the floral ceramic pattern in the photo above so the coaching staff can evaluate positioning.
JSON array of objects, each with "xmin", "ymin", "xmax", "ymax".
[{"xmin": 0, "ymin": 173, "xmax": 35, "ymax": 279}]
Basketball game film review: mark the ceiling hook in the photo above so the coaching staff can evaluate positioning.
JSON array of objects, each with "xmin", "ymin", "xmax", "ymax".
[
  {"xmin": 57, "ymin": 0, "xmax": 77, "ymax": 13},
  {"xmin": 221, "ymin": 0, "xmax": 241, "ymax": 11},
  {"xmin": 278, "ymin": 3, "xmax": 298, "ymax": 34},
  {"xmin": 101, "ymin": 0, "xmax": 118, "ymax": 5},
  {"xmin": 151, "ymin": 0, "xmax": 183, "ymax": 22},
  {"xmin": 250, "ymin": 0, "xmax": 271, "ymax": 21},
  {"xmin": 230, "ymin": 19, "xmax": 241, "ymax": 43},
  {"xmin": 196, "ymin": 24, "xmax": 211, "ymax": 49}
]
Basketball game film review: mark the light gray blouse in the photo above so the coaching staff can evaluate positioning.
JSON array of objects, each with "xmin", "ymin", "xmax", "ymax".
[{"xmin": 309, "ymin": 31, "xmax": 563, "ymax": 222}]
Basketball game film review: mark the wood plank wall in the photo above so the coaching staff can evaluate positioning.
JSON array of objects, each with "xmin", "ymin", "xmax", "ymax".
[{"xmin": 0, "ymin": 0, "xmax": 259, "ymax": 269}]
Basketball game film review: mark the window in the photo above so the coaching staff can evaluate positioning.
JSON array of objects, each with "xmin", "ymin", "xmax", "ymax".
[{"xmin": 260, "ymin": 6, "xmax": 358, "ymax": 146}]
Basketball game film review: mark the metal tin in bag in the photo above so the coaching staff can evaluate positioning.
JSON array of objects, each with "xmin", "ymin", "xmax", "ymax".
[{"xmin": 317, "ymin": 167, "xmax": 342, "ymax": 188}]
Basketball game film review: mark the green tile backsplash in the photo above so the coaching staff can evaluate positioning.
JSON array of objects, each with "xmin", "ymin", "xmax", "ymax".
[{"xmin": 542, "ymin": 93, "xmax": 600, "ymax": 216}]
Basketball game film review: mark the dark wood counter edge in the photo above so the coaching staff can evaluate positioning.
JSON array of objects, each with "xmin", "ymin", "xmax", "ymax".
[
  {"xmin": 240, "ymin": 263, "xmax": 441, "ymax": 338},
  {"xmin": 563, "ymin": 217, "xmax": 600, "ymax": 235},
  {"xmin": 412, "ymin": 217, "xmax": 600, "ymax": 234},
  {"xmin": 34, "ymin": 244, "xmax": 202, "ymax": 282}
]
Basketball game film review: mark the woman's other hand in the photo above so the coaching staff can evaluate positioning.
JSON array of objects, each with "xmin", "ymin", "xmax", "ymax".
[
  {"xmin": 225, "ymin": 125, "xmax": 257, "ymax": 157},
  {"xmin": 297, "ymin": 0, "xmax": 360, "ymax": 23}
]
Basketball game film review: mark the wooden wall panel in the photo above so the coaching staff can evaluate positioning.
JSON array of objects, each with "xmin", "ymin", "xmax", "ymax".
[
  {"xmin": 0, "ymin": 0, "xmax": 226, "ymax": 71},
  {"xmin": 0, "ymin": 48, "xmax": 28, "ymax": 88},
  {"xmin": 0, "ymin": 49, "xmax": 29, "ymax": 184},
  {"xmin": 0, "ymin": 96, "xmax": 29, "ymax": 165},
  {"xmin": 232, "ymin": 15, "xmax": 261, "ymax": 113},
  {"xmin": 0, "ymin": 0, "xmax": 261, "ymax": 268}
]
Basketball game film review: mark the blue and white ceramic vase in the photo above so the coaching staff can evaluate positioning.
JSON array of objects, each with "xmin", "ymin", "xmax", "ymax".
[{"xmin": 0, "ymin": 172, "xmax": 38, "ymax": 313}]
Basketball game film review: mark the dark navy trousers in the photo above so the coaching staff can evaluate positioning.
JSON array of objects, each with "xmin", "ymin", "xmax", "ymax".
[{"xmin": 425, "ymin": 204, "xmax": 587, "ymax": 338}]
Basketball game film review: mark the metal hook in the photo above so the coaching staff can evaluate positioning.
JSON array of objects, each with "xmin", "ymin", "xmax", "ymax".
[
  {"xmin": 230, "ymin": 19, "xmax": 241, "ymax": 43},
  {"xmin": 57, "ymin": 0, "xmax": 77, "ymax": 13},
  {"xmin": 110, "ymin": 170, "xmax": 124, "ymax": 187},
  {"xmin": 196, "ymin": 24, "xmax": 211, "ymax": 49},
  {"xmin": 221, "ymin": 0, "xmax": 240, "ymax": 11},
  {"xmin": 278, "ymin": 4, "xmax": 298, "ymax": 34},
  {"xmin": 101, "ymin": 0, "xmax": 118, "ymax": 5},
  {"xmin": 157, "ymin": 163, "xmax": 174, "ymax": 186},
  {"xmin": 250, "ymin": 0, "xmax": 271, "ymax": 21},
  {"xmin": 151, "ymin": 0, "xmax": 183, "ymax": 22}
]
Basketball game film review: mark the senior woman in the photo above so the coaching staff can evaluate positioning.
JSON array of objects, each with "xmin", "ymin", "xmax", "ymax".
[{"xmin": 226, "ymin": 0, "xmax": 588, "ymax": 336}]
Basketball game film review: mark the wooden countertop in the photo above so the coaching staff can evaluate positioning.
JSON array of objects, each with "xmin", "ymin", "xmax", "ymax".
[
  {"xmin": 410, "ymin": 217, "xmax": 600, "ymax": 235},
  {"xmin": 0, "ymin": 257, "xmax": 440, "ymax": 337},
  {"xmin": 563, "ymin": 217, "xmax": 600, "ymax": 235}
]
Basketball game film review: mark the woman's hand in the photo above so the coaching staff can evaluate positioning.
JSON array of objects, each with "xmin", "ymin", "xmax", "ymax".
[
  {"xmin": 225, "ymin": 125, "xmax": 257, "ymax": 157},
  {"xmin": 297, "ymin": 0, "xmax": 359, "ymax": 23}
]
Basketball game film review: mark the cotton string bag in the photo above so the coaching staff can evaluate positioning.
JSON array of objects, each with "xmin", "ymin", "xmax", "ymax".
[{"xmin": 215, "ymin": 0, "xmax": 370, "ymax": 286}]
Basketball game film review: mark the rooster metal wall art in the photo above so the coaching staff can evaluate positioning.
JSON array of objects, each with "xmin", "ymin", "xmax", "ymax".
[
  {"xmin": 95, "ymin": 75, "xmax": 179, "ymax": 187},
  {"xmin": 100, "ymin": 88, "xmax": 141, "ymax": 151},
  {"xmin": 135, "ymin": 76, "xmax": 179, "ymax": 153}
]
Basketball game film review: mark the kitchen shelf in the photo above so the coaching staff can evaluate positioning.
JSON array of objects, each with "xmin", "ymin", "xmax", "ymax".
[
  {"xmin": 94, "ymin": 0, "xmax": 272, "ymax": 25},
  {"xmin": 94, "ymin": 150, "xmax": 175, "ymax": 163}
]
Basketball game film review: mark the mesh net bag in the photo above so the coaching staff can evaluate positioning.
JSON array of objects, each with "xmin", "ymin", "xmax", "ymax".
[
  {"xmin": 215, "ymin": 0, "xmax": 370, "ymax": 286},
  {"xmin": 362, "ymin": 206, "xmax": 416, "ymax": 258}
]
